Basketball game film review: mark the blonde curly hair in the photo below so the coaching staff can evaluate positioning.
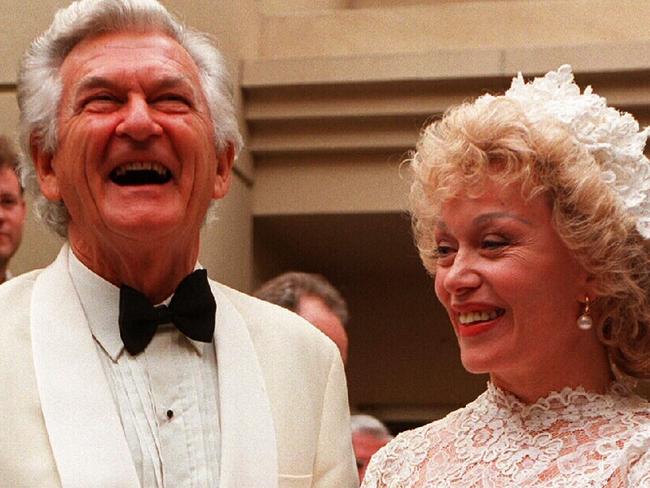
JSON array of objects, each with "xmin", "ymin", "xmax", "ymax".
[{"xmin": 410, "ymin": 96, "xmax": 650, "ymax": 379}]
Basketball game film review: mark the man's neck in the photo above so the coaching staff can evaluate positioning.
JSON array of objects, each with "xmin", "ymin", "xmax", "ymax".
[
  {"xmin": 0, "ymin": 261, "xmax": 8, "ymax": 284},
  {"xmin": 69, "ymin": 238, "xmax": 201, "ymax": 304}
]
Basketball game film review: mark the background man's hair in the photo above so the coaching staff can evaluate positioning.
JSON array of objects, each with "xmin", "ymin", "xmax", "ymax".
[
  {"xmin": 254, "ymin": 271, "xmax": 349, "ymax": 326},
  {"xmin": 0, "ymin": 135, "xmax": 23, "ymax": 193},
  {"xmin": 350, "ymin": 414, "xmax": 393, "ymax": 440}
]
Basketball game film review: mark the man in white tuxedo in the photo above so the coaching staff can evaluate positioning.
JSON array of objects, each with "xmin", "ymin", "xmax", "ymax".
[
  {"xmin": 255, "ymin": 272, "xmax": 350, "ymax": 366},
  {"xmin": 0, "ymin": 1, "xmax": 357, "ymax": 487}
]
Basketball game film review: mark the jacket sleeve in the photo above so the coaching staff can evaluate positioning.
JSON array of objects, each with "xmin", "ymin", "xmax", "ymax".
[{"xmin": 312, "ymin": 352, "xmax": 359, "ymax": 487}]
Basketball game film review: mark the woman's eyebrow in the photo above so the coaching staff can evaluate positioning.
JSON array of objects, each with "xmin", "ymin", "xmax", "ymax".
[
  {"xmin": 435, "ymin": 212, "xmax": 532, "ymax": 231},
  {"xmin": 473, "ymin": 212, "xmax": 532, "ymax": 227}
]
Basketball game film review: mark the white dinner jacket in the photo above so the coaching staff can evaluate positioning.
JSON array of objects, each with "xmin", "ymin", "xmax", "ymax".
[{"xmin": 0, "ymin": 246, "xmax": 357, "ymax": 488}]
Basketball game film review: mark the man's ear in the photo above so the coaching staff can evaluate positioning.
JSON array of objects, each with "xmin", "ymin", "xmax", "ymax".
[
  {"xmin": 17, "ymin": 197, "xmax": 27, "ymax": 221},
  {"xmin": 212, "ymin": 143, "xmax": 235, "ymax": 200},
  {"xmin": 30, "ymin": 134, "xmax": 61, "ymax": 201}
]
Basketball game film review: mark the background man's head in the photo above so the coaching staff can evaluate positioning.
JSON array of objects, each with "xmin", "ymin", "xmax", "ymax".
[
  {"xmin": 0, "ymin": 135, "xmax": 26, "ymax": 282},
  {"xmin": 17, "ymin": 0, "xmax": 242, "ymax": 238},
  {"xmin": 350, "ymin": 414, "xmax": 393, "ymax": 482},
  {"xmin": 254, "ymin": 272, "xmax": 349, "ymax": 365}
]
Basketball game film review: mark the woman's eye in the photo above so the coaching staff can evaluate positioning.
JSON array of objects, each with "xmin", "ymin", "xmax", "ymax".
[
  {"xmin": 433, "ymin": 242, "xmax": 457, "ymax": 265},
  {"xmin": 481, "ymin": 238, "xmax": 508, "ymax": 250},
  {"xmin": 435, "ymin": 245, "xmax": 454, "ymax": 256}
]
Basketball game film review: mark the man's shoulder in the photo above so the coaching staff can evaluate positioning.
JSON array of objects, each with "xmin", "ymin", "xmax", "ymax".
[
  {"xmin": 0, "ymin": 270, "xmax": 42, "ymax": 343},
  {"xmin": 0, "ymin": 269, "xmax": 42, "ymax": 309}
]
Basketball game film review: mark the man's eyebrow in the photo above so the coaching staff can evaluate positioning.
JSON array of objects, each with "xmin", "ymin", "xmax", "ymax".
[
  {"xmin": 74, "ymin": 76, "xmax": 120, "ymax": 95},
  {"xmin": 73, "ymin": 75, "xmax": 197, "ymax": 96},
  {"xmin": 154, "ymin": 75, "xmax": 196, "ymax": 94}
]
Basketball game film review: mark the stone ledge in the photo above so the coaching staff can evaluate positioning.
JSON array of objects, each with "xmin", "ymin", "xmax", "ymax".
[{"xmin": 243, "ymin": 42, "xmax": 650, "ymax": 87}]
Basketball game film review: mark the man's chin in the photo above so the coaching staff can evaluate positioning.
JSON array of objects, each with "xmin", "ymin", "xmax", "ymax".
[
  {"xmin": 101, "ymin": 212, "xmax": 194, "ymax": 241},
  {"xmin": 0, "ymin": 244, "xmax": 15, "ymax": 260}
]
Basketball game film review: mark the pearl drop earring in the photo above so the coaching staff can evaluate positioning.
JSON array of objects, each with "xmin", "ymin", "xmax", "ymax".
[{"xmin": 577, "ymin": 296, "xmax": 593, "ymax": 330}]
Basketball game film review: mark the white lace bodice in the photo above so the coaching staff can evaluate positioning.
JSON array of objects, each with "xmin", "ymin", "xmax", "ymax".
[{"xmin": 362, "ymin": 383, "xmax": 650, "ymax": 487}]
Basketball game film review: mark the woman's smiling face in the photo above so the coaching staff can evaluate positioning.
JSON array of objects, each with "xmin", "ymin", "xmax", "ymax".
[{"xmin": 433, "ymin": 180, "xmax": 593, "ymax": 387}]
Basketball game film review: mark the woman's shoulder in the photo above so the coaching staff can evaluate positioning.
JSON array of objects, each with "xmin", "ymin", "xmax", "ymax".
[
  {"xmin": 591, "ymin": 384, "xmax": 650, "ymax": 424},
  {"xmin": 361, "ymin": 407, "xmax": 469, "ymax": 487}
]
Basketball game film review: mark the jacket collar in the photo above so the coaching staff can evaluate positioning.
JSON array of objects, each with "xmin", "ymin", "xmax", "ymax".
[
  {"xmin": 31, "ymin": 244, "xmax": 278, "ymax": 488},
  {"xmin": 31, "ymin": 244, "xmax": 140, "ymax": 488}
]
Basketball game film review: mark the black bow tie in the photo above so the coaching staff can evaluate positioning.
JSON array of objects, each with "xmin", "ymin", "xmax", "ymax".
[{"xmin": 118, "ymin": 269, "xmax": 216, "ymax": 355}]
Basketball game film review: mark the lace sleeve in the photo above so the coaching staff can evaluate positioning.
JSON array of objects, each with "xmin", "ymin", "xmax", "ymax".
[
  {"xmin": 359, "ymin": 444, "xmax": 387, "ymax": 488},
  {"xmin": 625, "ymin": 430, "xmax": 650, "ymax": 486}
]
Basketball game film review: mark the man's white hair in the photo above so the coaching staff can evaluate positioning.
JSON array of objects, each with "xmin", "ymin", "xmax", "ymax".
[
  {"xmin": 17, "ymin": 0, "xmax": 242, "ymax": 236},
  {"xmin": 351, "ymin": 414, "xmax": 393, "ymax": 440}
]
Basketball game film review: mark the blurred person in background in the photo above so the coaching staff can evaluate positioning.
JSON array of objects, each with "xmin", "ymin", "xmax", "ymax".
[
  {"xmin": 351, "ymin": 414, "xmax": 393, "ymax": 483},
  {"xmin": 0, "ymin": 135, "xmax": 26, "ymax": 284},
  {"xmin": 255, "ymin": 271, "xmax": 350, "ymax": 366}
]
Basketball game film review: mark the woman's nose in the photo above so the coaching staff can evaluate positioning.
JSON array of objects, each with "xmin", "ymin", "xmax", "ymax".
[{"xmin": 441, "ymin": 251, "xmax": 482, "ymax": 295}]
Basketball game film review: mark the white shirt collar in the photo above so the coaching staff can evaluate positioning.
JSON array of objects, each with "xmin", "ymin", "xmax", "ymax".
[{"xmin": 67, "ymin": 248, "xmax": 207, "ymax": 361}]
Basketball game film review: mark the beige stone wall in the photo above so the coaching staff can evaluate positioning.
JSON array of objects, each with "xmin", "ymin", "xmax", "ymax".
[{"xmin": 258, "ymin": 0, "xmax": 650, "ymax": 59}]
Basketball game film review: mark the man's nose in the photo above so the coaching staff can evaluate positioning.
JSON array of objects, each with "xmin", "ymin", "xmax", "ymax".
[{"xmin": 115, "ymin": 96, "xmax": 163, "ymax": 141}]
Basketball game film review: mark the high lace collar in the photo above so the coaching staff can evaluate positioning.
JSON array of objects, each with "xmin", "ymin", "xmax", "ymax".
[{"xmin": 481, "ymin": 381, "xmax": 633, "ymax": 420}]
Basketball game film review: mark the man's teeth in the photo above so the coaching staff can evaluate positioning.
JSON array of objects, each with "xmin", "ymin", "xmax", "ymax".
[
  {"xmin": 459, "ymin": 309, "xmax": 501, "ymax": 325},
  {"xmin": 114, "ymin": 162, "xmax": 168, "ymax": 176}
]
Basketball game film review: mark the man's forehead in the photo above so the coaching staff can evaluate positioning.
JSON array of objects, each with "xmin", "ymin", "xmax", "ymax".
[
  {"xmin": 0, "ymin": 167, "xmax": 21, "ymax": 193},
  {"xmin": 67, "ymin": 29, "xmax": 183, "ymax": 55},
  {"xmin": 61, "ymin": 30, "xmax": 201, "ymax": 83}
]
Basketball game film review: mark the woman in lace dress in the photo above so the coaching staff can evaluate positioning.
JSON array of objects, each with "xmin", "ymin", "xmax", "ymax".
[{"xmin": 362, "ymin": 66, "xmax": 650, "ymax": 487}]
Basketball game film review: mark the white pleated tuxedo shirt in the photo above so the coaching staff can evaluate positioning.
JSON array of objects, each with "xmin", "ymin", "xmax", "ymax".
[{"xmin": 68, "ymin": 250, "xmax": 221, "ymax": 487}]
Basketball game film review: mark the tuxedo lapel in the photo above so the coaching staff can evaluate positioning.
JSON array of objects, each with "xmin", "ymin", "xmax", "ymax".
[
  {"xmin": 30, "ymin": 245, "xmax": 140, "ymax": 488},
  {"xmin": 211, "ymin": 283, "xmax": 279, "ymax": 488}
]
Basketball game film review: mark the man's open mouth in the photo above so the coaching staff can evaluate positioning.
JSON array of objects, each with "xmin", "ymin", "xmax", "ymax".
[{"xmin": 110, "ymin": 162, "xmax": 172, "ymax": 186}]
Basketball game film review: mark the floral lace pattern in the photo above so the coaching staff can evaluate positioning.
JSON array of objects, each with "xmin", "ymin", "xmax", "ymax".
[{"xmin": 362, "ymin": 383, "xmax": 650, "ymax": 487}]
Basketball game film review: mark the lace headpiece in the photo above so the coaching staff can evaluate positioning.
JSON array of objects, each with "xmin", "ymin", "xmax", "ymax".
[{"xmin": 479, "ymin": 65, "xmax": 650, "ymax": 239}]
